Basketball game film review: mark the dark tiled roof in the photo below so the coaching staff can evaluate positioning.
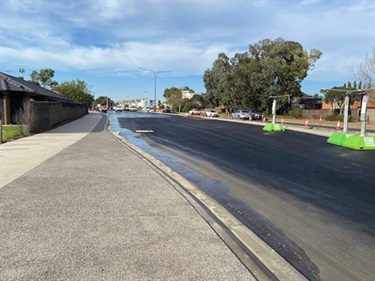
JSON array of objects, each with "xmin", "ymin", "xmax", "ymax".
[
  {"xmin": 0, "ymin": 72, "xmax": 70, "ymax": 101},
  {"xmin": 299, "ymin": 98, "xmax": 322, "ymax": 104}
]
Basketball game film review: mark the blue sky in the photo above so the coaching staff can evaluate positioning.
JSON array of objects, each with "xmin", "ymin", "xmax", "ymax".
[{"xmin": 1, "ymin": 0, "xmax": 374, "ymax": 102}]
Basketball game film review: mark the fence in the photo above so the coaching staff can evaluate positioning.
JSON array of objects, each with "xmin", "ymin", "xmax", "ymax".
[
  {"xmin": 302, "ymin": 109, "xmax": 374, "ymax": 124},
  {"xmin": 29, "ymin": 101, "xmax": 88, "ymax": 133}
]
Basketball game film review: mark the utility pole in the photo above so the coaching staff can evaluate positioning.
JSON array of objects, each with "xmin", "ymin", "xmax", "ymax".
[{"xmin": 139, "ymin": 68, "xmax": 171, "ymax": 112}]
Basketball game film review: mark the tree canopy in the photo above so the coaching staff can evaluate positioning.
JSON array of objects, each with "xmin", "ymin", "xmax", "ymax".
[
  {"xmin": 350, "ymin": 46, "xmax": 375, "ymax": 89},
  {"xmin": 95, "ymin": 96, "xmax": 113, "ymax": 107},
  {"xmin": 30, "ymin": 68, "xmax": 58, "ymax": 89},
  {"xmin": 164, "ymin": 87, "xmax": 184, "ymax": 112},
  {"xmin": 52, "ymin": 79, "xmax": 94, "ymax": 107},
  {"xmin": 203, "ymin": 38, "xmax": 322, "ymax": 114},
  {"xmin": 322, "ymin": 81, "xmax": 363, "ymax": 115},
  {"xmin": 349, "ymin": 46, "xmax": 375, "ymax": 103}
]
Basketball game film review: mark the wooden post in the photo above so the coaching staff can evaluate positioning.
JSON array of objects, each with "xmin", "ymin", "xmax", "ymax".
[
  {"xmin": 3, "ymin": 94, "xmax": 11, "ymax": 125},
  {"xmin": 0, "ymin": 119, "xmax": 2, "ymax": 144}
]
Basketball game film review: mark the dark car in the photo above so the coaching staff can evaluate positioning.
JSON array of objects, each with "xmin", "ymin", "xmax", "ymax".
[{"xmin": 162, "ymin": 108, "xmax": 175, "ymax": 113}]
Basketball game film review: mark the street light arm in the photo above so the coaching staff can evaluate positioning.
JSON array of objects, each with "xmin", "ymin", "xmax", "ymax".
[
  {"xmin": 139, "ymin": 67, "xmax": 171, "ymax": 112},
  {"xmin": 139, "ymin": 67, "xmax": 155, "ymax": 75},
  {"xmin": 139, "ymin": 67, "xmax": 171, "ymax": 75}
]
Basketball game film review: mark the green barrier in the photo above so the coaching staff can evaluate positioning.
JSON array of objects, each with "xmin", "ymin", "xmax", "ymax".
[
  {"xmin": 342, "ymin": 135, "xmax": 375, "ymax": 150},
  {"xmin": 323, "ymin": 88, "xmax": 375, "ymax": 150},
  {"xmin": 327, "ymin": 132, "xmax": 356, "ymax": 146},
  {"xmin": 263, "ymin": 123, "xmax": 285, "ymax": 132}
]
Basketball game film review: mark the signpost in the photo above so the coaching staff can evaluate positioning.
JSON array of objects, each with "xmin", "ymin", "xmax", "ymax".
[
  {"xmin": 263, "ymin": 94, "xmax": 289, "ymax": 132},
  {"xmin": 326, "ymin": 91, "xmax": 353, "ymax": 146}
]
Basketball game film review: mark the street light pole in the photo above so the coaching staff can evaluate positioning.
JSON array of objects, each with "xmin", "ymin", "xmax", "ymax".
[{"xmin": 140, "ymin": 67, "xmax": 171, "ymax": 112}]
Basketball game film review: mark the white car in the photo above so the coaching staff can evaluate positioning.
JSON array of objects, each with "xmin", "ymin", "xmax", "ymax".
[
  {"xmin": 231, "ymin": 110, "xmax": 250, "ymax": 120},
  {"xmin": 113, "ymin": 106, "xmax": 123, "ymax": 112},
  {"xmin": 188, "ymin": 109, "xmax": 201, "ymax": 115},
  {"xmin": 205, "ymin": 110, "xmax": 219, "ymax": 117}
]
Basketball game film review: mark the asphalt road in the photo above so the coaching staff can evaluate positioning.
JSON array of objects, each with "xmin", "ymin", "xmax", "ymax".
[{"xmin": 112, "ymin": 111, "xmax": 375, "ymax": 281}]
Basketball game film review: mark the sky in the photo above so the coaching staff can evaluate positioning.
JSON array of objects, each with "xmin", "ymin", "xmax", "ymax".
[{"xmin": 1, "ymin": 0, "xmax": 374, "ymax": 103}]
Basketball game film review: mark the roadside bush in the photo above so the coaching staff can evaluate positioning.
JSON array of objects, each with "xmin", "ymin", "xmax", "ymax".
[
  {"xmin": 324, "ymin": 114, "xmax": 344, "ymax": 122},
  {"xmin": 13, "ymin": 99, "xmax": 34, "ymax": 136},
  {"xmin": 182, "ymin": 101, "xmax": 200, "ymax": 113},
  {"xmin": 288, "ymin": 108, "xmax": 303, "ymax": 119}
]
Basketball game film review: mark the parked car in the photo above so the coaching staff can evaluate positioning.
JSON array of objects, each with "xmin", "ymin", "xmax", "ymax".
[
  {"xmin": 113, "ymin": 106, "xmax": 123, "ymax": 112},
  {"xmin": 205, "ymin": 110, "xmax": 219, "ymax": 117},
  {"xmin": 189, "ymin": 108, "xmax": 201, "ymax": 115},
  {"xmin": 231, "ymin": 110, "xmax": 250, "ymax": 120},
  {"xmin": 247, "ymin": 110, "xmax": 263, "ymax": 120},
  {"xmin": 162, "ymin": 108, "xmax": 175, "ymax": 113},
  {"xmin": 129, "ymin": 106, "xmax": 137, "ymax": 112}
]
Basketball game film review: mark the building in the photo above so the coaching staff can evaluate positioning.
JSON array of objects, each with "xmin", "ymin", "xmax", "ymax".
[
  {"xmin": 121, "ymin": 98, "xmax": 151, "ymax": 109},
  {"xmin": 298, "ymin": 98, "xmax": 323, "ymax": 110},
  {"xmin": 0, "ymin": 72, "xmax": 87, "ymax": 132},
  {"xmin": 181, "ymin": 90, "xmax": 195, "ymax": 99}
]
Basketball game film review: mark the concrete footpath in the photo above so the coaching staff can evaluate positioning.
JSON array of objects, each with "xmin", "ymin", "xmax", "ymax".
[{"xmin": 0, "ymin": 111, "xmax": 310, "ymax": 281}]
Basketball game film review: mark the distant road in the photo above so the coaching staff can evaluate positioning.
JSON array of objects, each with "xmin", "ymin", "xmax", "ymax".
[{"xmin": 112, "ymin": 112, "xmax": 375, "ymax": 281}]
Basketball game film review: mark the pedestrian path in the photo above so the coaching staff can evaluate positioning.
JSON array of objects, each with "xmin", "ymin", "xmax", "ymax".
[{"xmin": 0, "ymin": 113, "xmax": 101, "ymax": 189}]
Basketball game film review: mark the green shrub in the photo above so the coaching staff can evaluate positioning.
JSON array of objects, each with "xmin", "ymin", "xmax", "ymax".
[
  {"xmin": 324, "ymin": 114, "xmax": 344, "ymax": 122},
  {"xmin": 2, "ymin": 125, "xmax": 29, "ymax": 143},
  {"xmin": 288, "ymin": 108, "xmax": 303, "ymax": 119},
  {"xmin": 182, "ymin": 102, "xmax": 200, "ymax": 113}
]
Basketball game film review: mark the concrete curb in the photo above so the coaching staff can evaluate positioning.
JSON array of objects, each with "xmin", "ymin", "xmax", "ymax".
[{"xmin": 107, "ymin": 124, "xmax": 308, "ymax": 281}]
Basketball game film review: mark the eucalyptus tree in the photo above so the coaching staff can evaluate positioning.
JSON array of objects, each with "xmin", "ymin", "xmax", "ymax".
[
  {"xmin": 249, "ymin": 38, "xmax": 322, "ymax": 113},
  {"xmin": 164, "ymin": 87, "xmax": 183, "ymax": 112},
  {"xmin": 203, "ymin": 53, "xmax": 232, "ymax": 108},
  {"xmin": 52, "ymin": 79, "xmax": 94, "ymax": 107},
  {"xmin": 95, "ymin": 96, "xmax": 111, "ymax": 107},
  {"xmin": 224, "ymin": 52, "xmax": 256, "ymax": 111},
  {"xmin": 30, "ymin": 68, "xmax": 58, "ymax": 89},
  {"xmin": 323, "ymin": 86, "xmax": 347, "ymax": 114},
  {"xmin": 204, "ymin": 38, "xmax": 322, "ymax": 114},
  {"xmin": 191, "ymin": 94, "xmax": 206, "ymax": 106}
]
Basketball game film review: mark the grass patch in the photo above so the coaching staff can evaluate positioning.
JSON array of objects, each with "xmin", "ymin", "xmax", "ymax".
[{"xmin": 2, "ymin": 125, "xmax": 30, "ymax": 143}]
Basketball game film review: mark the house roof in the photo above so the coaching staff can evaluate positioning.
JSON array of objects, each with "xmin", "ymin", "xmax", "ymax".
[
  {"xmin": 0, "ymin": 72, "xmax": 70, "ymax": 101},
  {"xmin": 299, "ymin": 98, "xmax": 322, "ymax": 104}
]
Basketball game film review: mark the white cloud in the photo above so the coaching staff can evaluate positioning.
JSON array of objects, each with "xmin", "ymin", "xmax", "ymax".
[
  {"xmin": 1, "ymin": 38, "xmax": 228, "ymax": 76},
  {"xmin": 1, "ymin": 0, "xmax": 374, "ymax": 96}
]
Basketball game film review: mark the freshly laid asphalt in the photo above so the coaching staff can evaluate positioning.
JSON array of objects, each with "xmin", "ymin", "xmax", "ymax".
[{"xmin": 3, "ymin": 110, "xmax": 361, "ymax": 281}]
